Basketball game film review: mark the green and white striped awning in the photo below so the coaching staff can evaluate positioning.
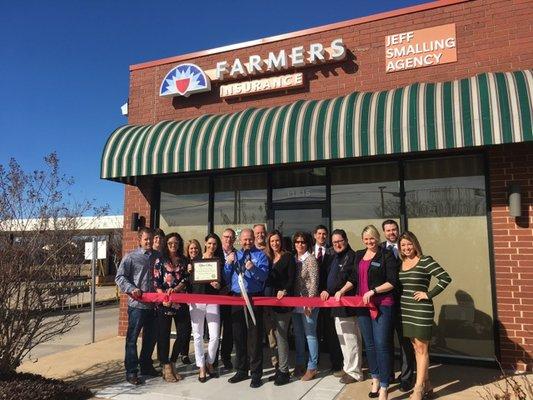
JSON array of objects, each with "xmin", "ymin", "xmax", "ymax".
[{"xmin": 101, "ymin": 70, "xmax": 532, "ymax": 181}]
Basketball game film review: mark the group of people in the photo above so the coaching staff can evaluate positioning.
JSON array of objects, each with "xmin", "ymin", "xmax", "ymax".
[{"xmin": 116, "ymin": 220, "xmax": 452, "ymax": 400}]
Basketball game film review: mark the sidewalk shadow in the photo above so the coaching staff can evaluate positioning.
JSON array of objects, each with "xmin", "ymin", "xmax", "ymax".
[
  {"xmin": 370, "ymin": 363, "xmax": 509, "ymax": 400},
  {"xmin": 64, "ymin": 360, "xmax": 124, "ymax": 390}
]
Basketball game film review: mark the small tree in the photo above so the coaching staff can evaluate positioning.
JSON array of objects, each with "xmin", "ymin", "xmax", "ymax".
[{"xmin": 0, "ymin": 153, "xmax": 107, "ymax": 374}]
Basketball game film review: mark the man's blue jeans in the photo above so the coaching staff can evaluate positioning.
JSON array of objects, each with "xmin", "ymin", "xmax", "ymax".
[
  {"xmin": 357, "ymin": 305, "xmax": 393, "ymax": 388},
  {"xmin": 292, "ymin": 308, "xmax": 319, "ymax": 370},
  {"xmin": 125, "ymin": 306, "xmax": 157, "ymax": 377}
]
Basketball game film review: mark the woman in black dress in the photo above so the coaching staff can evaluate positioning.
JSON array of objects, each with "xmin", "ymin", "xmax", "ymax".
[{"xmin": 264, "ymin": 230, "xmax": 296, "ymax": 386}]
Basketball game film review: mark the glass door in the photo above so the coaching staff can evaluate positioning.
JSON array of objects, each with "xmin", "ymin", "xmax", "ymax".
[{"xmin": 273, "ymin": 205, "xmax": 329, "ymax": 245}]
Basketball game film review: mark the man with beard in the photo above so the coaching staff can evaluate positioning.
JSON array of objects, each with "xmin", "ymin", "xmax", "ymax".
[
  {"xmin": 115, "ymin": 227, "xmax": 159, "ymax": 385},
  {"xmin": 320, "ymin": 229, "xmax": 363, "ymax": 384}
]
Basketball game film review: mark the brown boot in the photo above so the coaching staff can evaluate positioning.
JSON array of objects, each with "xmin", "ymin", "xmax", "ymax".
[
  {"xmin": 162, "ymin": 363, "xmax": 178, "ymax": 383},
  {"xmin": 172, "ymin": 363, "xmax": 183, "ymax": 381},
  {"xmin": 300, "ymin": 369, "xmax": 317, "ymax": 381}
]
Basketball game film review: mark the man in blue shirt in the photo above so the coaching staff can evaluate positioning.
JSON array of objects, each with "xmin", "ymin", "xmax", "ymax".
[
  {"xmin": 224, "ymin": 228, "xmax": 269, "ymax": 388},
  {"xmin": 115, "ymin": 227, "xmax": 159, "ymax": 385}
]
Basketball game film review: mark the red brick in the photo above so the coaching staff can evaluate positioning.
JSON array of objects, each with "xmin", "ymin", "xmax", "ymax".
[{"xmin": 121, "ymin": 0, "xmax": 533, "ymax": 370}]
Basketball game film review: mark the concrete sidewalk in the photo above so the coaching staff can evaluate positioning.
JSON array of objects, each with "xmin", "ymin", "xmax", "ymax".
[{"xmin": 20, "ymin": 336, "xmax": 529, "ymax": 400}]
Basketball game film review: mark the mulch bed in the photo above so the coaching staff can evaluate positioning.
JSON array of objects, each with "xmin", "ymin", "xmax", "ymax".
[{"xmin": 0, "ymin": 372, "xmax": 93, "ymax": 400}]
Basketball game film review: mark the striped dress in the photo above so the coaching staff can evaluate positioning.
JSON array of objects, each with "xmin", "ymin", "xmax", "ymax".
[{"xmin": 399, "ymin": 256, "xmax": 452, "ymax": 340}]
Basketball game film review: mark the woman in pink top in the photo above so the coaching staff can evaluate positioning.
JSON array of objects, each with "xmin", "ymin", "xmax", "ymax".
[{"xmin": 338, "ymin": 225, "xmax": 398, "ymax": 400}]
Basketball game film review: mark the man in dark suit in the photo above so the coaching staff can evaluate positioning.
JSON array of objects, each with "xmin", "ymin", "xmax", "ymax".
[
  {"xmin": 381, "ymin": 219, "xmax": 415, "ymax": 392},
  {"xmin": 313, "ymin": 224, "xmax": 343, "ymax": 376}
]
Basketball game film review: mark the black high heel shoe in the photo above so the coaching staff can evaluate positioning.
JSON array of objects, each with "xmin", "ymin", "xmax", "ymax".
[
  {"xmin": 368, "ymin": 382, "xmax": 379, "ymax": 398},
  {"xmin": 198, "ymin": 374, "xmax": 207, "ymax": 383},
  {"xmin": 207, "ymin": 365, "xmax": 219, "ymax": 378}
]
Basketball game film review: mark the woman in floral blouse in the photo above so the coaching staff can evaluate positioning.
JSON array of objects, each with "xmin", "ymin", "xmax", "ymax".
[{"xmin": 154, "ymin": 232, "xmax": 191, "ymax": 382}]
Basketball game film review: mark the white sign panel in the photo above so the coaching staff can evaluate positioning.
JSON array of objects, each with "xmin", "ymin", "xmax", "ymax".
[
  {"xmin": 220, "ymin": 73, "xmax": 304, "ymax": 98},
  {"xmin": 85, "ymin": 240, "xmax": 107, "ymax": 260}
]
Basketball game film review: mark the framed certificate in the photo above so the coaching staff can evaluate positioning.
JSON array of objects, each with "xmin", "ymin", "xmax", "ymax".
[{"xmin": 192, "ymin": 258, "xmax": 220, "ymax": 283}]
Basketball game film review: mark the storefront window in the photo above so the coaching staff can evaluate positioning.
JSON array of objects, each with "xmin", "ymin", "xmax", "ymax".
[
  {"xmin": 331, "ymin": 162, "xmax": 400, "ymax": 245},
  {"xmin": 214, "ymin": 173, "xmax": 267, "ymax": 236},
  {"xmin": 404, "ymin": 155, "xmax": 495, "ymax": 360},
  {"xmin": 159, "ymin": 177, "xmax": 209, "ymax": 244},
  {"xmin": 272, "ymin": 168, "xmax": 326, "ymax": 203}
]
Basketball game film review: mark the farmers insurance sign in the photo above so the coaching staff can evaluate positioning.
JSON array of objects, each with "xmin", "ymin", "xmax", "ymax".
[
  {"xmin": 160, "ymin": 39, "xmax": 346, "ymax": 98},
  {"xmin": 385, "ymin": 24, "xmax": 457, "ymax": 73}
]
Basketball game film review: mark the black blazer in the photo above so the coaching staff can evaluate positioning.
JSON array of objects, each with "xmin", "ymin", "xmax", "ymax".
[
  {"xmin": 316, "ymin": 245, "xmax": 335, "ymax": 292},
  {"xmin": 324, "ymin": 246, "xmax": 358, "ymax": 318},
  {"xmin": 266, "ymin": 252, "xmax": 296, "ymax": 313},
  {"xmin": 267, "ymin": 252, "xmax": 296, "ymax": 295},
  {"xmin": 352, "ymin": 246, "xmax": 399, "ymax": 295}
]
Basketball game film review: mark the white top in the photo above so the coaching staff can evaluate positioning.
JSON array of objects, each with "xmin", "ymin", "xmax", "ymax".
[{"xmin": 386, "ymin": 241, "xmax": 399, "ymax": 258}]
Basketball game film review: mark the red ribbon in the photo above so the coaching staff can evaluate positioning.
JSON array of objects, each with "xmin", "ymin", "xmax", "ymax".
[{"xmin": 136, "ymin": 293, "xmax": 378, "ymax": 319}]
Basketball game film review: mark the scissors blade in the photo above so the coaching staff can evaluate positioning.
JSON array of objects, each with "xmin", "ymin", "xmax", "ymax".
[{"xmin": 237, "ymin": 273, "xmax": 256, "ymax": 325}]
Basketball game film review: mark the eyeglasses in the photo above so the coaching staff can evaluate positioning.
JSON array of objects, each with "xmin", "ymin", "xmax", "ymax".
[
  {"xmin": 332, "ymin": 239, "xmax": 345, "ymax": 245},
  {"xmin": 167, "ymin": 242, "xmax": 179, "ymax": 246},
  {"xmin": 294, "ymin": 240, "xmax": 306, "ymax": 245}
]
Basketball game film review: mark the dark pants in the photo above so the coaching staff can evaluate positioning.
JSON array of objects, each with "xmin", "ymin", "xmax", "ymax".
[
  {"xmin": 358, "ymin": 305, "xmax": 394, "ymax": 388},
  {"xmin": 391, "ymin": 303, "xmax": 415, "ymax": 384},
  {"xmin": 232, "ymin": 304, "xmax": 264, "ymax": 378},
  {"xmin": 125, "ymin": 306, "xmax": 157, "ymax": 377},
  {"xmin": 319, "ymin": 308, "xmax": 343, "ymax": 370},
  {"xmin": 219, "ymin": 304, "xmax": 233, "ymax": 363},
  {"xmin": 156, "ymin": 305, "xmax": 191, "ymax": 363}
]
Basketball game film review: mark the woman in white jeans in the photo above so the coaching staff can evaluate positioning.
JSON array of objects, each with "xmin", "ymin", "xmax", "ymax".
[{"xmin": 187, "ymin": 234, "xmax": 223, "ymax": 382}]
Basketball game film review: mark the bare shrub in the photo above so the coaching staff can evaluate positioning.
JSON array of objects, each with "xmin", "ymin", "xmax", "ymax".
[{"xmin": 0, "ymin": 153, "xmax": 107, "ymax": 374}]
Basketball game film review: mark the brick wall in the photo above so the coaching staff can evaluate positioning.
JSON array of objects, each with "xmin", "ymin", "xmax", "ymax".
[
  {"xmin": 128, "ymin": 0, "xmax": 533, "ymax": 125},
  {"xmin": 116, "ymin": 0, "xmax": 533, "ymax": 370},
  {"xmin": 489, "ymin": 142, "xmax": 533, "ymax": 372}
]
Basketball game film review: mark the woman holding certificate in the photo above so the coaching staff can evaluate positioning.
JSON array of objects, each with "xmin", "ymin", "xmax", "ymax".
[{"xmin": 187, "ymin": 233, "xmax": 223, "ymax": 382}]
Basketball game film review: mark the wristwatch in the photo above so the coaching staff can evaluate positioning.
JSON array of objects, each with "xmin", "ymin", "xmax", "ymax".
[{"xmin": 372, "ymin": 288, "xmax": 378, "ymax": 295}]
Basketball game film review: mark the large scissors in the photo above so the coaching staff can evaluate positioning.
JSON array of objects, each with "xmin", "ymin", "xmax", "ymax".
[{"xmin": 235, "ymin": 251, "xmax": 256, "ymax": 326}]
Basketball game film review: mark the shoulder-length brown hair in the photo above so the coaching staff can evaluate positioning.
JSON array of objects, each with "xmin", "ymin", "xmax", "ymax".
[
  {"xmin": 265, "ymin": 230, "xmax": 285, "ymax": 261},
  {"xmin": 185, "ymin": 239, "xmax": 202, "ymax": 261},
  {"xmin": 164, "ymin": 232, "xmax": 184, "ymax": 258},
  {"xmin": 398, "ymin": 231, "xmax": 423, "ymax": 260},
  {"xmin": 292, "ymin": 231, "xmax": 311, "ymax": 253}
]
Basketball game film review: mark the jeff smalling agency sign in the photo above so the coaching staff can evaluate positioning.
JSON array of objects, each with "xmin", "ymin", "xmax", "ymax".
[{"xmin": 385, "ymin": 23, "xmax": 457, "ymax": 73}]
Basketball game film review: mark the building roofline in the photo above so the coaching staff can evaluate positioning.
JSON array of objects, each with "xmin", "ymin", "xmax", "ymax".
[
  {"xmin": 130, "ymin": 0, "xmax": 470, "ymax": 72},
  {"xmin": 0, "ymin": 215, "xmax": 124, "ymax": 232}
]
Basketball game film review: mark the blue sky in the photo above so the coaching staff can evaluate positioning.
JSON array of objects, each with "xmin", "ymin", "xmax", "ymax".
[{"xmin": 0, "ymin": 0, "xmax": 427, "ymax": 215}]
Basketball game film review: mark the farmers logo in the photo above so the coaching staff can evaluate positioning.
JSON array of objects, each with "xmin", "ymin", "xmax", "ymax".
[{"xmin": 159, "ymin": 63, "xmax": 211, "ymax": 98}]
